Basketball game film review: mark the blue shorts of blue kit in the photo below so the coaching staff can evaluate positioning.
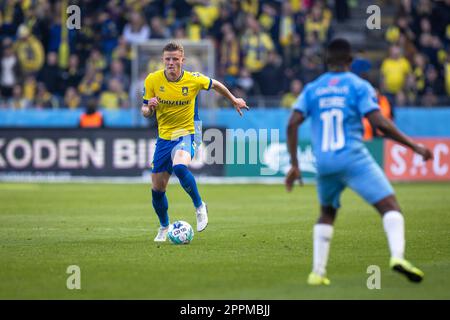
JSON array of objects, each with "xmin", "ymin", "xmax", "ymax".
[
  {"xmin": 316, "ymin": 154, "xmax": 394, "ymax": 209},
  {"xmin": 151, "ymin": 134, "xmax": 198, "ymax": 174}
]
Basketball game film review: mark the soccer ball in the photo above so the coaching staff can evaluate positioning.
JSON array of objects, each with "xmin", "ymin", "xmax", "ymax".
[{"xmin": 168, "ymin": 221, "xmax": 194, "ymax": 244}]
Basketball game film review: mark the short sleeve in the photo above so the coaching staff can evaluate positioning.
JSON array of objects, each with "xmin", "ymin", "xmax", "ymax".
[
  {"xmin": 142, "ymin": 74, "xmax": 155, "ymax": 104},
  {"xmin": 292, "ymin": 86, "xmax": 309, "ymax": 117},
  {"xmin": 357, "ymin": 81, "xmax": 380, "ymax": 116},
  {"xmin": 191, "ymin": 72, "xmax": 212, "ymax": 91}
]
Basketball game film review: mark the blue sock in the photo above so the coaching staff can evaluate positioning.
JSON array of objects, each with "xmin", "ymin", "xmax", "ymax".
[
  {"xmin": 151, "ymin": 189, "xmax": 169, "ymax": 227},
  {"xmin": 173, "ymin": 164, "xmax": 202, "ymax": 208}
]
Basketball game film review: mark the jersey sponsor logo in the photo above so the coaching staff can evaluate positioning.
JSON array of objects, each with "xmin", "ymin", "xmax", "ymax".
[
  {"xmin": 315, "ymin": 86, "xmax": 349, "ymax": 96},
  {"xmin": 182, "ymin": 86, "xmax": 189, "ymax": 96},
  {"xmin": 191, "ymin": 72, "xmax": 200, "ymax": 77},
  {"xmin": 159, "ymin": 86, "xmax": 165, "ymax": 92},
  {"xmin": 156, "ymin": 96, "xmax": 191, "ymax": 106}
]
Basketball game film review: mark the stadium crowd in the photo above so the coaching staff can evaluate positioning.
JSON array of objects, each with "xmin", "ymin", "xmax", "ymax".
[
  {"xmin": 0, "ymin": 0, "xmax": 448, "ymax": 110},
  {"xmin": 381, "ymin": 0, "xmax": 450, "ymax": 107}
]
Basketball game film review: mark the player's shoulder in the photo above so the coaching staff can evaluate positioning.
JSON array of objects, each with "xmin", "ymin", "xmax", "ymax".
[
  {"xmin": 145, "ymin": 69, "xmax": 164, "ymax": 81},
  {"xmin": 351, "ymin": 74, "xmax": 375, "ymax": 93},
  {"xmin": 184, "ymin": 70, "xmax": 207, "ymax": 79}
]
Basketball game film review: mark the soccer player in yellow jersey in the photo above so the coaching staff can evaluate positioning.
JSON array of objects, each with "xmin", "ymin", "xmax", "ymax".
[{"xmin": 141, "ymin": 42, "xmax": 249, "ymax": 242}]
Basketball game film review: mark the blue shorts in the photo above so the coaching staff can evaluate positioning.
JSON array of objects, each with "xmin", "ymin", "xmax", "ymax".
[
  {"xmin": 317, "ymin": 155, "xmax": 394, "ymax": 209},
  {"xmin": 151, "ymin": 134, "xmax": 198, "ymax": 174}
]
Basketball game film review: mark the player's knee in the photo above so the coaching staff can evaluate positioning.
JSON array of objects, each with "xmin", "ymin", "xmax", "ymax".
[
  {"xmin": 318, "ymin": 206, "xmax": 337, "ymax": 224},
  {"xmin": 173, "ymin": 164, "xmax": 189, "ymax": 179},
  {"xmin": 374, "ymin": 195, "xmax": 401, "ymax": 215}
]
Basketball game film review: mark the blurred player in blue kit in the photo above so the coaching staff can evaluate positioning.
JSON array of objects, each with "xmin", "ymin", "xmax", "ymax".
[{"xmin": 285, "ymin": 39, "xmax": 433, "ymax": 285}]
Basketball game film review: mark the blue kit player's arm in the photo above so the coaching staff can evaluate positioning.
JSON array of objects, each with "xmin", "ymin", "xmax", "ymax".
[
  {"xmin": 366, "ymin": 110, "xmax": 433, "ymax": 161},
  {"xmin": 358, "ymin": 81, "xmax": 433, "ymax": 161},
  {"xmin": 285, "ymin": 88, "xmax": 309, "ymax": 191}
]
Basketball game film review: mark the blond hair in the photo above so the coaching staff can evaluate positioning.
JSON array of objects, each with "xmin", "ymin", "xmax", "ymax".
[{"xmin": 163, "ymin": 42, "xmax": 184, "ymax": 55}]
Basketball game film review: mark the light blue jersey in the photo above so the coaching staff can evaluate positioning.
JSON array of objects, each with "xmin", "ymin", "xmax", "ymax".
[
  {"xmin": 293, "ymin": 72, "xmax": 379, "ymax": 174},
  {"xmin": 293, "ymin": 71, "xmax": 393, "ymax": 208}
]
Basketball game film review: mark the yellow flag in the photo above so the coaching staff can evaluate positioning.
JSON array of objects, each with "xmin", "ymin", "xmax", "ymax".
[{"xmin": 59, "ymin": 0, "xmax": 69, "ymax": 69}]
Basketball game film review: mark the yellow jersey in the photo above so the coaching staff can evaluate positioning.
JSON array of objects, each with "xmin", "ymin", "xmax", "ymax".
[{"xmin": 143, "ymin": 69, "xmax": 212, "ymax": 140}]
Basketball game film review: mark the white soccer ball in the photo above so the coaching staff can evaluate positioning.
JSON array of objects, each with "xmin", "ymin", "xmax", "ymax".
[{"xmin": 168, "ymin": 220, "xmax": 194, "ymax": 244}]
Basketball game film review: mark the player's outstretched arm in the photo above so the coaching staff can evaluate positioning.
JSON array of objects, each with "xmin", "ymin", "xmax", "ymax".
[
  {"xmin": 211, "ymin": 79, "xmax": 249, "ymax": 116},
  {"xmin": 285, "ymin": 110, "xmax": 305, "ymax": 192},
  {"xmin": 367, "ymin": 110, "xmax": 433, "ymax": 161}
]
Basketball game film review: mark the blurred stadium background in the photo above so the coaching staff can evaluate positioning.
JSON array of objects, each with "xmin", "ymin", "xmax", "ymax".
[
  {"xmin": 0, "ymin": 0, "xmax": 449, "ymax": 182},
  {"xmin": 1, "ymin": 0, "xmax": 450, "ymax": 300}
]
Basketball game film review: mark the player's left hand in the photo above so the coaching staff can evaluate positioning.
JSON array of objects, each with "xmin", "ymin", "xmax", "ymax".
[
  {"xmin": 233, "ymin": 98, "xmax": 249, "ymax": 116},
  {"xmin": 414, "ymin": 144, "xmax": 434, "ymax": 161},
  {"xmin": 285, "ymin": 166, "xmax": 303, "ymax": 192}
]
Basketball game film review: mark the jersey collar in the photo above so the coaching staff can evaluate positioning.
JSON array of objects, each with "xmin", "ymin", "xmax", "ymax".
[{"xmin": 164, "ymin": 70, "xmax": 184, "ymax": 82}]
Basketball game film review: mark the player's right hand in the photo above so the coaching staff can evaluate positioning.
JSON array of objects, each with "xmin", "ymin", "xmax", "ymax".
[
  {"xmin": 413, "ymin": 144, "xmax": 433, "ymax": 161},
  {"xmin": 141, "ymin": 105, "xmax": 154, "ymax": 118},
  {"xmin": 285, "ymin": 166, "xmax": 303, "ymax": 192}
]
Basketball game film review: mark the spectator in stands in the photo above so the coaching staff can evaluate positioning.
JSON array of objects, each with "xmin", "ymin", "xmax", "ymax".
[
  {"xmin": 300, "ymin": 46, "xmax": 324, "ymax": 84},
  {"xmin": 122, "ymin": 11, "xmax": 150, "ymax": 45},
  {"xmin": 111, "ymin": 36, "xmax": 133, "ymax": 74},
  {"xmin": 63, "ymin": 87, "xmax": 81, "ymax": 109},
  {"xmin": 210, "ymin": 3, "xmax": 233, "ymax": 43},
  {"xmin": 23, "ymin": 75, "xmax": 36, "ymax": 104},
  {"xmin": 14, "ymin": 24, "xmax": 44, "ymax": 75},
  {"xmin": 240, "ymin": 0, "xmax": 259, "ymax": 17},
  {"xmin": 304, "ymin": 1, "xmax": 332, "ymax": 44},
  {"xmin": 97, "ymin": 12, "xmax": 119, "ymax": 61},
  {"xmin": 259, "ymin": 51, "xmax": 284, "ymax": 97},
  {"xmin": 75, "ymin": 14, "xmax": 96, "ymax": 62},
  {"xmin": 403, "ymin": 74, "xmax": 418, "ymax": 106},
  {"xmin": 0, "ymin": 38, "xmax": 21, "ymax": 101},
  {"xmin": 279, "ymin": 2, "xmax": 297, "ymax": 64},
  {"xmin": 186, "ymin": 10, "xmax": 206, "ymax": 41},
  {"xmin": 7, "ymin": 84, "xmax": 29, "ymax": 109},
  {"xmin": 87, "ymin": 48, "xmax": 107, "ymax": 72},
  {"xmin": 412, "ymin": 53, "xmax": 427, "ymax": 97},
  {"xmin": 219, "ymin": 24, "xmax": 240, "ymax": 87},
  {"xmin": 99, "ymin": 78, "xmax": 129, "ymax": 110},
  {"xmin": 34, "ymin": 82, "xmax": 57, "ymax": 109},
  {"xmin": 106, "ymin": 59, "xmax": 130, "ymax": 93},
  {"xmin": 236, "ymin": 68, "xmax": 256, "ymax": 97},
  {"xmin": 37, "ymin": 52, "xmax": 60, "ymax": 96},
  {"xmin": 281, "ymin": 79, "xmax": 303, "ymax": 108},
  {"xmin": 79, "ymin": 98, "xmax": 104, "ymax": 128},
  {"xmin": 149, "ymin": 16, "xmax": 170, "ymax": 40},
  {"xmin": 380, "ymin": 45, "xmax": 412, "ymax": 107},
  {"xmin": 351, "ymin": 49, "xmax": 372, "ymax": 80},
  {"xmin": 78, "ymin": 63, "xmax": 103, "ymax": 102},
  {"xmin": 173, "ymin": 26, "xmax": 187, "ymax": 40},
  {"xmin": 422, "ymin": 64, "xmax": 445, "ymax": 104},
  {"xmin": 241, "ymin": 15, "xmax": 275, "ymax": 94},
  {"xmin": 59, "ymin": 54, "xmax": 83, "ymax": 95}
]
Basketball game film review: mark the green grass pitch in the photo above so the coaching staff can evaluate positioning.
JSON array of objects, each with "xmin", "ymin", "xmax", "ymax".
[{"xmin": 0, "ymin": 182, "xmax": 449, "ymax": 299}]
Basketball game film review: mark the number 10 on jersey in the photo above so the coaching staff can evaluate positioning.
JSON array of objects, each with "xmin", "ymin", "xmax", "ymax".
[{"xmin": 320, "ymin": 109, "xmax": 345, "ymax": 152}]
